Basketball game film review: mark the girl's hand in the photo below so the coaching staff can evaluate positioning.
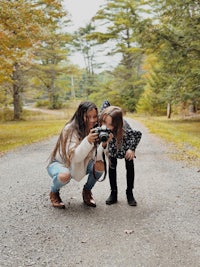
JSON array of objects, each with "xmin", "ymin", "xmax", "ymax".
[
  {"xmin": 107, "ymin": 132, "xmax": 113, "ymax": 143},
  {"xmin": 101, "ymin": 132, "xmax": 113, "ymax": 148},
  {"xmin": 87, "ymin": 129, "xmax": 99, "ymax": 144},
  {"xmin": 125, "ymin": 149, "xmax": 135, "ymax": 160}
]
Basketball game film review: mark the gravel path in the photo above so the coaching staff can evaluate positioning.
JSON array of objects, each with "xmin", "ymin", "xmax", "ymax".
[{"xmin": 0, "ymin": 118, "xmax": 199, "ymax": 267}]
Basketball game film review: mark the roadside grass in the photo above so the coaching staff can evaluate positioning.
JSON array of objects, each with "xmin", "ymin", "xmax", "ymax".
[
  {"xmin": 0, "ymin": 108, "xmax": 73, "ymax": 154},
  {"xmin": 0, "ymin": 120, "xmax": 66, "ymax": 153},
  {"xmin": 130, "ymin": 115, "xmax": 200, "ymax": 167},
  {"xmin": 1, "ymin": 108, "xmax": 200, "ymax": 168}
]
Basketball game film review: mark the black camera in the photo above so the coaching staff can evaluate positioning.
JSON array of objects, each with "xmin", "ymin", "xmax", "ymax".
[{"xmin": 93, "ymin": 125, "xmax": 111, "ymax": 142}]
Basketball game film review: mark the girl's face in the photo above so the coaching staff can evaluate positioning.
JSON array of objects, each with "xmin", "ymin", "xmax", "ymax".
[
  {"xmin": 84, "ymin": 108, "xmax": 98, "ymax": 130},
  {"xmin": 103, "ymin": 115, "xmax": 114, "ymax": 131}
]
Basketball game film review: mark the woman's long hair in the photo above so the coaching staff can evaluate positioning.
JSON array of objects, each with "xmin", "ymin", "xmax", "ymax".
[
  {"xmin": 50, "ymin": 101, "xmax": 98, "ymax": 165},
  {"xmin": 99, "ymin": 106, "xmax": 124, "ymax": 147}
]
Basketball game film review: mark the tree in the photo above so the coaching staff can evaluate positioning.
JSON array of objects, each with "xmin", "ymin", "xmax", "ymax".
[
  {"xmin": 72, "ymin": 23, "xmax": 102, "ymax": 97},
  {"xmin": 88, "ymin": 0, "xmax": 145, "ymax": 111},
  {"xmin": 32, "ymin": 28, "xmax": 73, "ymax": 109},
  {"xmin": 137, "ymin": 0, "xmax": 200, "ymax": 115},
  {"xmin": 0, "ymin": 0, "xmax": 68, "ymax": 119}
]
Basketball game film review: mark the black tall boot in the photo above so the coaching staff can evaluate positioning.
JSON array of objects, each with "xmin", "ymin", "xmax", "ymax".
[
  {"xmin": 106, "ymin": 189, "xmax": 118, "ymax": 205},
  {"xmin": 106, "ymin": 157, "xmax": 118, "ymax": 205},
  {"xmin": 125, "ymin": 159, "xmax": 137, "ymax": 206},
  {"xmin": 126, "ymin": 189, "xmax": 137, "ymax": 206}
]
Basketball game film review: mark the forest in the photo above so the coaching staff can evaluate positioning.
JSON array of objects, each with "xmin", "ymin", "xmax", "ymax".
[{"xmin": 0, "ymin": 0, "xmax": 200, "ymax": 120}]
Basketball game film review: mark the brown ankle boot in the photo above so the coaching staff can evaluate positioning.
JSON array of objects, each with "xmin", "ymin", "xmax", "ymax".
[
  {"xmin": 50, "ymin": 191, "xmax": 65, "ymax": 209},
  {"xmin": 82, "ymin": 189, "xmax": 96, "ymax": 207}
]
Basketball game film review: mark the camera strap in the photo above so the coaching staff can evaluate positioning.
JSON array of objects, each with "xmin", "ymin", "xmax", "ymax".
[{"xmin": 93, "ymin": 144, "xmax": 107, "ymax": 182}]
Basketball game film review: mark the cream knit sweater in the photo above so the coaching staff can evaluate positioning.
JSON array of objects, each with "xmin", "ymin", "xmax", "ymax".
[{"xmin": 55, "ymin": 124, "xmax": 106, "ymax": 182}]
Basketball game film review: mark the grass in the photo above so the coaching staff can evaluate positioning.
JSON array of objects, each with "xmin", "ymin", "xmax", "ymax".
[
  {"xmin": 131, "ymin": 114, "xmax": 200, "ymax": 167},
  {"xmin": 1, "ymin": 108, "xmax": 200, "ymax": 168},
  {"xmin": 0, "ymin": 108, "xmax": 74, "ymax": 155},
  {"xmin": 0, "ymin": 120, "xmax": 66, "ymax": 153}
]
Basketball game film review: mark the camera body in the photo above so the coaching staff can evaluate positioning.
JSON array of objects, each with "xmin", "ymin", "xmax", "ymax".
[{"xmin": 93, "ymin": 125, "xmax": 111, "ymax": 142}]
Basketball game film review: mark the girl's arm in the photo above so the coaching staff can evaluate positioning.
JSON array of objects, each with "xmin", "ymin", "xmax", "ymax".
[{"xmin": 124, "ymin": 120, "xmax": 142, "ymax": 151}]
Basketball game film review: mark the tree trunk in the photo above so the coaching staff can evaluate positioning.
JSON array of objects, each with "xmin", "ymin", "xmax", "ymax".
[
  {"xmin": 189, "ymin": 102, "xmax": 197, "ymax": 114},
  {"xmin": 167, "ymin": 103, "xmax": 171, "ymax": 119},
  {"xmin": 12, "ymin": 63, "xmax": 22, "ymax": 120},
  {"xmin": 13, "ymin": 84, "xmax": 21, "ymax": 120}
]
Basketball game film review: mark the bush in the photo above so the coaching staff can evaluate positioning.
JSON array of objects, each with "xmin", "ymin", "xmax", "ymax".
[
  {"xmin": 0, "ymin": 108, "xmax": 14, "ymax": 121},
  {"xmin": 35, "ymin": 99, "xmax": 49, "ymax": 107}
]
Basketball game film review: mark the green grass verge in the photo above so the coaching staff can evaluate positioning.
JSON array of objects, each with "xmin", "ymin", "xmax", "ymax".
[
  {"xmin": 1, "ymin": 109, "xmax": 200, "ymax": 168},
  {"xmin": 131, "ymin": 115, "xmax": 200, "ymax": 167},
  {"xmin": 0, "ymin": 107, "xmax": 74, "ymax": 155},
  {"xmin": 0, "ymin": 120, "xmax": 66, "ymax": 153}
]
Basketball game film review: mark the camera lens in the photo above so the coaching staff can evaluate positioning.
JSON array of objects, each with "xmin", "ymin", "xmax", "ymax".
[{"xmin": 99, "ymin": 132, "xmax": 109, "ymax": 142}]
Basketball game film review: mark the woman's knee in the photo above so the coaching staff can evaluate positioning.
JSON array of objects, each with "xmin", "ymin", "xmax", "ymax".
[
  {"xmin": 58, "ymin": 172, "xmax": 71, "ymax": 183},
  {"xmin": 94, "ymin": 160, "xmax": 104, "ymax": 172}
]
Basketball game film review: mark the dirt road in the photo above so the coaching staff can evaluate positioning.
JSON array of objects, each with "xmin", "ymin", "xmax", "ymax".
[{"xmin": 0, "ymin": 118, "xmax": 199, "ymax": 267}]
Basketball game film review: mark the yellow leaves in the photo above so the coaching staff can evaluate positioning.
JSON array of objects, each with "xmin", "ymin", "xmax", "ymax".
[
  {"xmin": 0, "ymin": 0, "xmax": 69, "ymax": 85},
  {"xmin": 128, "ymin": 47, "xmax": 142, "ymax": 53},
  {"xmin": 142, "ymin": 53, "xmax": 159, "ymax": 73},
  {"xmin": 0, "ymin": 31, "xmax": 7, "ymax": 40}
]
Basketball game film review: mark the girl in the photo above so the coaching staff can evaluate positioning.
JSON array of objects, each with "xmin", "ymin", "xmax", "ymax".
[
  {"xmin": 47, "ymin": 101, "xmax": 109, "ymax": 209},
  {"xmin": 99, "ymin": 105, "xmax": 142, "ymax": 206}
]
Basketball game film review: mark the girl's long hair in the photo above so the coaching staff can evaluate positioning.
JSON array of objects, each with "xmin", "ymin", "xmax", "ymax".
[
  {"xmin": 49, "ymin": 101, "xmax": 98, "ymax": 165},
  {"xmin": 99, "ymin": 106, "xmax": 124, "ymax": 147}
]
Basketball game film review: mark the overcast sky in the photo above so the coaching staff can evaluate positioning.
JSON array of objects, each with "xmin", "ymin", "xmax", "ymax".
[
  {"xmin": 63, "ymin": 0, "xmax": 120, "ymax": 70},
  {"xmin": 64, "ymin": 0, "xmax": 106, "ymax": 30}
]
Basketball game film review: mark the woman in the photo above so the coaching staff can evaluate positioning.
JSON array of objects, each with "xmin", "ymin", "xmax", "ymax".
[
  {"xmin": 99, "ymin": 105, "xmax": 142, "ymax": 206},
  {"xmin": 47, "ymin": 101, "xmax": 109, "ymax": 209}
]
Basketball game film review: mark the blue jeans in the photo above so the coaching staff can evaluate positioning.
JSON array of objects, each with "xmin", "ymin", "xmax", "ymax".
[
  {"xmin": 47, "ymin": 160, "xmax": 103, "ymax": 192},
  {"xmin": 84, "ymin": 160, "xmax": 103, "ymax": 190}
]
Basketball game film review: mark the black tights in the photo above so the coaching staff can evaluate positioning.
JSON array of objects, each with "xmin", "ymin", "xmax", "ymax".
[{"xmin": 108, "ymin": 156, "xmax": 135, "ymax": 191}]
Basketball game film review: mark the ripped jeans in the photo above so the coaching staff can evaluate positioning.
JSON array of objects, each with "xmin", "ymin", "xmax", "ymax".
[{"xmin": 47, "ymin": 160, "xmax": 103, "ymax": 193}]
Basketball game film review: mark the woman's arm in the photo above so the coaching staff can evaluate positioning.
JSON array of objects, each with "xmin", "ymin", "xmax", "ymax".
[
  {"xmin": 68, "ymin": 135, "xmax": 93, "ymax": 163},
  {"xmin": 68, "ymin": 129, "xmax": 99, "ymax": 164}
]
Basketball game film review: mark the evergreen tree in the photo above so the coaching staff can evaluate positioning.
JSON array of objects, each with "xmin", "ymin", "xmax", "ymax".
[
  {"xmin": 138, "ymin": 0, "xmax": 200, "ymax": 114},
  {"xmin": 88, "ymin": 0, "xmax": 145, "ymax": 111}
]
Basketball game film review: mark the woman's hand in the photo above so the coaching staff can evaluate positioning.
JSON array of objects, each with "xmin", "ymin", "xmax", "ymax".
[
  {"xmin": 125, "ymin": 149, "xmax": 135, "ymax": 161},
  {"xmin": 87, "ymin": 129, "xmax": 99, "ymax": 144}
]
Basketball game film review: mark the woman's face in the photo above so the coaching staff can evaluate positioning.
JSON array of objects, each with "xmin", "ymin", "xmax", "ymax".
[
  {"xmin": 84, "ymin": 108, "xmax": 98, "ymax": 130},
  {"xmin": 103, "ymin": 115, "xmax": 114, "ymax": 131}
]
